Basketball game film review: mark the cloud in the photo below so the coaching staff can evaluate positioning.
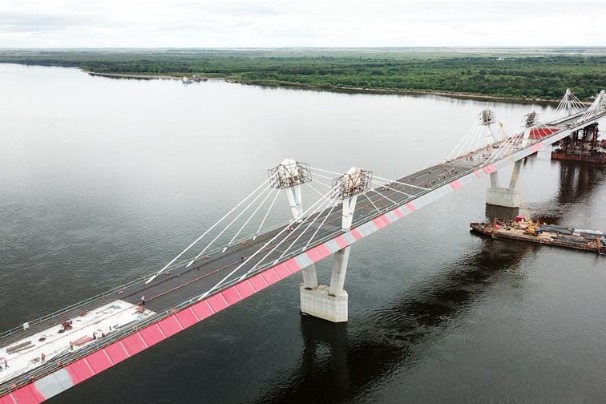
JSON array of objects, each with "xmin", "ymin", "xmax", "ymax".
[{"xmin": 0, "ymin": 0, "xmax": 605, "ymax": 48}]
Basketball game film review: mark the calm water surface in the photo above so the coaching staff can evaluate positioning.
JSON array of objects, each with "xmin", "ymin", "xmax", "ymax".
[{"xmin": 1, "ymin": 64, "xmax": 606, "ymax": 403}]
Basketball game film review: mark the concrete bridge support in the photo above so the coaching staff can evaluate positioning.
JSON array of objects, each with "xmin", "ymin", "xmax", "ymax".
[
  {"xmin": 486, "ymin": 160, "xmax": 522, "ymax": 219},
  {"xmin": 300, "ymin": 167, "xmax": 371, "ymax": 323},
  {"xmin": 300, "ymin": 196, "xmax": 356, "ymax": 322}
]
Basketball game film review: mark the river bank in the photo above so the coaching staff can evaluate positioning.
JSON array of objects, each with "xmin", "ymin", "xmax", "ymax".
[{"xmin": 84, "ymin": 69, "xmax": 562, "ymax": 105}]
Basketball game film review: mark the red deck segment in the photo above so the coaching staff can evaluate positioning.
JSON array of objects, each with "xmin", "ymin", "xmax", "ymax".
[
  {"xmin": 191, "ymin": 300, "xmax": 214, "ymax": 320},
  {"xmin": 261, "ymin": 268, "xmax": 280, "ymax": 286},
  {"xmin": 85, "ymin": 350, "xmax": 112, "ymax": 374},
  {"xmin": 221, "ymin": 287, "xmax": 243, "ymax": 305},
  {"xmin": 206, "ymin": 293, "xmax": 229, "ymax": 313},
  {"xmin": 283, "ymin": 258, "xmax": 301, "ymax": 273},
  {"xmin": 482, "ymin": 164, "xmax": 496, "ymax": 174},
  {"xmin": 273, "ymin": 263, "xmax": 291, "ymax": 280},
  {"xmin": 234, "ymin": 280, "xmax": 255, "ymax": 299},
  {"xmin": 449, "ymin": 180, "xmax": 462, "ymax": 190},
  {"xmin": 372, "ymin": 215, "xmax": 389, "ymax": 229},
  {"xmin": 0, "ymin": 395, "xmax": 17, "ymax": 404},
  {"xmin": 157, "ymin": 315, "xmax": 183, "ymax": 338},
  {"xmin": 248, "ymin": 273, "xmax": 269, "ymax": 292},
  {"xmin": 122, "ymin": 333, "xmax": 147, "ymax": 356},
  {"xmin": 65, "ymin": 358, "xmax": 95, "ymax": 384},
  {"xmin": 104, "ymin": 342, "xmax": 129, "ymax": 364},
  {"xmin": 334, "ymin": 235, "xmax": 348, "ymax": 249},
  {"xmin": 9, "ymin": 384, "xmax": 44, "ymax": 404},
  {"xmin": 175, "ymin": 309, "xmax": 198, "ymax": 329}
]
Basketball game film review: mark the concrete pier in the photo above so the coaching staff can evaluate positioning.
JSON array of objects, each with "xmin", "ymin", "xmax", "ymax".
[
  {"xmin": 300, "ymin": 285, "xmax": 348, "ymax": 323},
  {"xmin": 486, "ymin": 161, "xmax": 521, "ymax": 219}
]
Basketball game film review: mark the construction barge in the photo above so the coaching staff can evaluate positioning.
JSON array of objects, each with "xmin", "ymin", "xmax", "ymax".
[{"xmin": 470, "ymin": 218, "xmax": 606, "ymax": 255}]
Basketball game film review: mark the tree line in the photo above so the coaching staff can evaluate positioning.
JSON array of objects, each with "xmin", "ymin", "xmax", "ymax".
[{"xmin": 1, "ymin": 49, "xmax": 605, "ymax": 100}]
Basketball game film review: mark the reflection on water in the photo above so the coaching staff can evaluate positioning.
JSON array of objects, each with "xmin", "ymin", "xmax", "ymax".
[
  {"xmin": 255, "ymin": 240, "xmax": 530, "ymax": 404},
  {"xmin": 534, "ymin": 161, "xmax": 606, "ymax": 224}
]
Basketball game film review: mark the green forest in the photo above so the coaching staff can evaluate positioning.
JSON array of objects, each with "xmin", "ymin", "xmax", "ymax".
[{"xmin": 1, "ymin": 49, "xmax": 605, "ymax": 101}]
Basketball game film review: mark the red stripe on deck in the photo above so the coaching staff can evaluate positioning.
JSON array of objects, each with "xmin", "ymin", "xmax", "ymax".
[
  {"xmin": 306, "ymin": 244, "xmax": 329, "ymax": 261},
  {"xmin": 235, "ymin": 280, "xmax": 255, "ymax": 299},
  {"xmin": 273, "ymin": 263, "xmax": 291, "ymax": 280},
  {"xmin": 483, "ymin": 165, "xmax": 496, "ymax": 174},
  {"xmin": 372, "ymin": 215, "xmax": 389, "ymax": 229},
  {"xmin": 248, "ymin": 273, "xmax": 269, "ymax": 292},
  {"xmin": 449, "ymin": 180, "xmax": 461, "ymax": 190},
  {"xmin": 207, "ymin": 293, "xmax": 229, "ymax": 313},
  {"xmin": 121, "ymin": 333, "xmax": 147, "ymax": 356},
  {"xmin": 86, "ymin": 350, "xmax": 112, "ymax": 374},
  {"xmin": 9, "ymin": 384, "xmax": 44, "ymax": 404},
  {"xmin": 406, "ymin": 202, "xmax": 417, "ymax": 212},
  {"xmin": 307, "ymin": 244, "xmax": 330, "ymax": 262},
  {"xmin": 104, "ymin": 341, "xmax": 130, "ymax": 364},
  {"xmin": 221, "ymin": 287, "xmax": 243, "ymax": 305},
  {"xmin": 261, "ymin": 268, "xmax": 280, "ymax": 286},
  {"xmin": 306, "ymin": 248, "xmax": 321, "ymax": 262},
  {"xmin": 0, "ymin": 395, "xmax": 16, "ymax": 404},
  {"xmin": 316, "ymin": 244, "xmax": 331, "ymax": 259},
  {"xmin": 335, "ymin": 235, "xmax": 348, "ymax": 249},
  {"xmin": 286, "ymin": 258, "xmax": 301, "ymax": 271},
  {"xmin": 138, "ymin": 325, "xmax": 165, "ymax": 348},
  {"xmin": 283, "ymin": 258, "xmax": 301, "ymax": 273},
  {"xmin": 474, "ymin": 170, "xmax": 483, "ymax": 178},
  {"xmin": 531, "ymin": 142, "xmax": 544, "ymax": 153},
  {"xmin": 175, "ymin": 308, "xmax": 198, "ymax": 329},
  {"xmin": 393, "ymin": 208, "xmax": 404, "ymax": 219},
  {"xmin": 157, "ymin": 315, "xmax": 183, "ymax": 337},
  {"xmin": 350, "ymin": 228, "xmax": 362, "ymax": 240},
  {"xmin": 191, "ymin": 300, "xmax": 214, "ymax": 320},
  {"xmin": 66, "ymin": 358, "xmax": 95, "ymax": 384}
]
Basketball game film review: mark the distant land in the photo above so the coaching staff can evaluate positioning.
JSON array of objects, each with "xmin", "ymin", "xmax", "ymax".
[{"xmin": 1, "ymin": 47, "xmax": 605, "ymax": 102}]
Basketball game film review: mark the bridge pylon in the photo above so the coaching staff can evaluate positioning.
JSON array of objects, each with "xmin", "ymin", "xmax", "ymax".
[
  {"xmin": 300, "ymin": 167, "xmax": 372, "ymax": 323},
  {"xmin": 269, "ymin": 159, "xmax": 319, "ymax": 288},
  {"xmin": 268, "ymin": 159, "xmax": 312, "ymax": 222}
]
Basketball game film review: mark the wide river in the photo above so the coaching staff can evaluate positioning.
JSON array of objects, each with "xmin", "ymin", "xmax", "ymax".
[{"xmin": 1, "ymin": 64, "xmax": 605, "ymax": 403}]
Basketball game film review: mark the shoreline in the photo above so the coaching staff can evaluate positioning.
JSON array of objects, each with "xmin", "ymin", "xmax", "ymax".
[{"xmin": 85, "ymin": 69, "xmax": 562, "ymax": 105}]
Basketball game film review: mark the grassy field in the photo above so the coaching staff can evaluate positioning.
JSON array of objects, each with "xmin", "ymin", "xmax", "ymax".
[{"xmin": 2, "ymin": 48, "xmax": 606, "ymax": 101}]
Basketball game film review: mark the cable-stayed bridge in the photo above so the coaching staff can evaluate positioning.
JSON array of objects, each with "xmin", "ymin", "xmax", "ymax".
[{"xmin": 1, "ymin": 89, "xmax": 606, "ymax": 403}]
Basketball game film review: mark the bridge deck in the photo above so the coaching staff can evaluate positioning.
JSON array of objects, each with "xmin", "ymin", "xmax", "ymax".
[{"xmin": 2, "ymin": 106, "xmax": 605, "ymax": 400}]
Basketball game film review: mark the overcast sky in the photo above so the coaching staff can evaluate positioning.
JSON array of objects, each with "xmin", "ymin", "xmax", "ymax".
[{"xmin": 1, "ymin": 0, "xmax": 605, "ymax": 48}]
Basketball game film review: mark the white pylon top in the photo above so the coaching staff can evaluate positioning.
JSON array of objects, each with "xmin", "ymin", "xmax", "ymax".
[
  {"xmin": 523, "ymin": 111, "xmax": 539, "ymax": 128},
  {"xmin": 277, "ymin": 158, "xmax": 299, "ymax": 180},
  {"xmin": 268, "ymin": 159, "xmax": 312, "ymax": 189},
  {"xmin": 332, "ymin": 166, "xmax": 372, "ymax": 199},
  {"xmin": 479, "ymin": 109, "xmax": 496, "ymax": 126}
]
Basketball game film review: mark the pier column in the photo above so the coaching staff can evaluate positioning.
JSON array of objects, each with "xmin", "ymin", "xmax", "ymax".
[
  {"xmin": 486, "ymin": 160, "xmax": 521, "ymax": 219},
  {"xmin": 301, "ymin": 264, "xmax": 318, "ymax": 289},
  {"xmin": 300, "ymin": 167, "xmax": 371, "ymax": 323},
  {"xmin": 285, "ymin": 186, "xmax": 303, "ymax": 222}
]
